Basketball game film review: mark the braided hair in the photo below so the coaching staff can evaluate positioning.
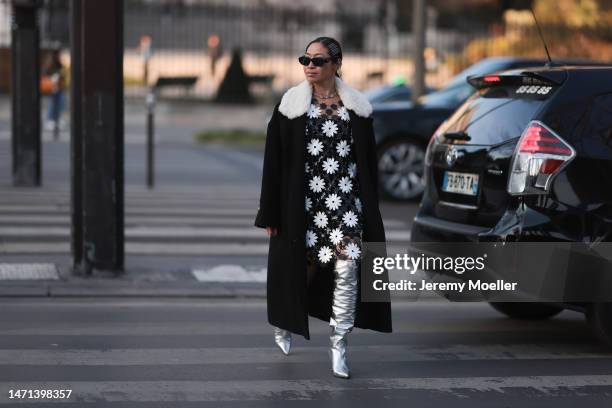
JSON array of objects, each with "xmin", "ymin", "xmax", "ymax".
[{"xmin": 305, "ymin": 37, "xmax": 343, "ymax": 78}]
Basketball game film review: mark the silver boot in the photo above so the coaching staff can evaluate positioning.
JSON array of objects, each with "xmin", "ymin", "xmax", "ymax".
[
  {"xmin": 329, "ymin": 258, "xmax": 358, "ymax": 379},
  {"xmin": 273, "ymin": 326, "xmax": 292, "ymax": 355}
]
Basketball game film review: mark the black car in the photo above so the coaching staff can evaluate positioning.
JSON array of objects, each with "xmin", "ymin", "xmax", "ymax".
[
  {"xmin": 410, "ymin": 64, "xmax": 612, "ymax": 346},
  {"xmin": 372, "ymin": 57, "xmax": 601, "ymax": 202},
  {"xmin": 365, "ymin": 82, "xmax": 436, "ymax": 106}
]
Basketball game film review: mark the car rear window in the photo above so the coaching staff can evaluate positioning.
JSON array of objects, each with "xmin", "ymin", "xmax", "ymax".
[{"xmin": 441, "ymin": 85, "xmax": 554, "ymax": 145}]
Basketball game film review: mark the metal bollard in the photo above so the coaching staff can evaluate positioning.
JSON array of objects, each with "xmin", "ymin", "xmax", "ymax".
[{"xmin": 146, "ymin": 89, "xmax": 155, "ymax": 188}]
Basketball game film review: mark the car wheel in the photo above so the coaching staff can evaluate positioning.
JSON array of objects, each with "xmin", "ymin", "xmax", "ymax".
[
  {"xmin": 489, "ymin": 302, "xmax": 563, "ymax": 320},
  {"xmin": 586, "ymin": 303, "xmax": 612, "ymax": 347},
  {"xmin": 377, "ymin": 137, "xmax": 426, "ymax": 201}
]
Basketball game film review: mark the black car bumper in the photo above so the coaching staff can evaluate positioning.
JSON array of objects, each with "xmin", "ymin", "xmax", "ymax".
[{"xmin": 409, "ymin": 207, "xmax": 601, "ymax": 306}]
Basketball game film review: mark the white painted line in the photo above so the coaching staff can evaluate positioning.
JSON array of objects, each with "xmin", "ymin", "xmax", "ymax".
[
  {"xmin": 0, "ymin": 226, "xmax": 265, "ymax": 239},
  {"xmin": 387, "ymin": 230, "xmax": 412, "ymax": 240},
  {"xmin": 0, "ymin": 194, "xmax": 259, "ymax": 202},
  {"xmin": 0, "ymin": 205, "xmax": 260, "ymax": 216},
  {"xmin": 0, "ymin": 263, "xmax": 59, "ymax": 280},
  {"xmin": 192, "ymin": 264, "xmax": 266, "ymax": 282},
  {"xmin": 1, "ymin": 343, "xmax": 611, "ymax": 365},
  {"xmin": 0, "ymin": 199, "xmax": 260, "ymax": 208},
  {"xmin": 1, "ymin": 242, "xmax": 410, "ymax": 256},
  {"xmin": 0, "ymin": 215, "xmax": 256, "ymax": 226},
  {"xmin": 0, "ymin": 186, "xmax": 261, "ymax": 197},
  {"xmin": 0, "ymin": 226, "xmax": 410, "ymax": 241},
  {"xmin": 0, "ymin": 242, "xmax": 69, "ymax": 254},
  {"xmin": 0, "ymin": 317, "xmax": 576, "ymax": 336},
  {"xmin": 0, "ymin": 215, "xmax": 408, "ymax": 229},
  {"xmin": 0, "ymin": 242, "xmax": 270, "ymax": 255}
]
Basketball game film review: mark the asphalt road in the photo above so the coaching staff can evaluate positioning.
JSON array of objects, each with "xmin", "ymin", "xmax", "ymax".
[{"xmin": 0, "ymin": 297, "xmax": 611, "ymax": 406}]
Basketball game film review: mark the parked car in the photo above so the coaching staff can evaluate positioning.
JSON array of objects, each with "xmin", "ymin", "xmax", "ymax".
[
  {"xmin": 365, "ymin": 82, "xmax": 436, "ymax": 106},
  {"xmin": 410, "ymin": 64, "xmax": 612, "ymax": 346},
  {"xmin": 372, "ymin": 57, "xmax": 601, "ymax": 202}
]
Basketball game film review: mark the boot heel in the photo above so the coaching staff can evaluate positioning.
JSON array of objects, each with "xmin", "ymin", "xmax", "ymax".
[{"xmin": 329, "ymin": 327, "xmax": 350, "ymax": 378}]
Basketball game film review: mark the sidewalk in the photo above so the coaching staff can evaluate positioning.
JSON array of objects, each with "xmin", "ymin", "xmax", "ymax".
[{"xmin": 0, "ymin": 94, "xmax": 274, "ymax": 144}]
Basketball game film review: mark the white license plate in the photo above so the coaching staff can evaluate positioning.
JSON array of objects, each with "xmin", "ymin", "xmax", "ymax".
[{"xmin": 442, "ymin": 171, "xmax": 479, "ymax": 196}]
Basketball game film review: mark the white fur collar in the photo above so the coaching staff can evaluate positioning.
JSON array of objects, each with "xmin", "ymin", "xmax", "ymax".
[{"xmin": 278, "ymin": 76, "xmax": 372, "ymax": 119}]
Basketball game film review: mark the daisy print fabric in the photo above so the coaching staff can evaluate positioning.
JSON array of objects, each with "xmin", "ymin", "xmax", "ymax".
[{"xmin": 304, "ymin": 96, "xmax": 363, "ymax": 267}]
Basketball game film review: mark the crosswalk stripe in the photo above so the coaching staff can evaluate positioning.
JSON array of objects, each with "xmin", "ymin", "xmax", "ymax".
[
  {"xmin": 1, "ymin": 343, "xmax": 611, "ymax": 365},
  {"xmin": 0, "ymin": 226, "xmax": 411, "ymax": 241},
  {"xmin": 193, "ymin": 265, "xmax": 266, "ymax": 282},
  {"xmin": 0, "ymin": 263, "xmax": 59, "ymax": 280},
  {"xmin": 0, "ymin": 243, "xmax": 410, "ymax": 256},
  {"xmin": 0, "ymin": 315, "xmax": 581, "ymax": 335},
  {"xmin": 0, "ymin": 186, "xmax": 261, "ymax": 194},
  {"xmin": 0, "ymin": 205, "xmax": 258, "ymax": 216},
  {"xmin": 0, "ymin": 215, "xmax": 409, "ymax": 229},
  {"xmin": 0, "ymin": 226, "xmax": 265, "ymax": 239},
  {"xmin": 0, "ymin": 215, "xmax": 257, "ymax": 226},
  {"xmin": 0, "ymin": 242, "xmax": 410, "ymax": 255},
  {"xmin": 0, "ymin": 198, "xmax": 260, "ymax": 207},
  {"xmin": 0, "ymin": 242, "xmax": 270, "ymax": 255},
  {"xmin": 0, "ymin": 192, "xmax": 259, "ymax": 199}
]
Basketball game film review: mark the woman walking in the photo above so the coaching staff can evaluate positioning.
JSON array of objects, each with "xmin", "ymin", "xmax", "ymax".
[
  {"xmin": 42, "ymin": 49, "xmax": 66, "ymax": 140},
  {"xmin": 254, "ymin": 37, "xmax": 392, "ymax": 379}
]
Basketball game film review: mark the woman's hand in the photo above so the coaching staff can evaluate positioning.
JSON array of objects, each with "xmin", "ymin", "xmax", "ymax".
[{"xmin": 265, "ymin": 226, "xmax": 278, "ymax": 237}]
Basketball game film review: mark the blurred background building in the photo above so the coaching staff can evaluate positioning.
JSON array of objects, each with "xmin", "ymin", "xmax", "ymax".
[{"xmin": 0, "ymin": 0, "xmax": 610, "ymax": 99}]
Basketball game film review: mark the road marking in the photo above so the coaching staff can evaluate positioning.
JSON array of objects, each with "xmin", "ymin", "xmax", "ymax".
[
  {"xmin": 0, "ymin": 204, "xmax": 258, "ymax": 216},
  {"xmin": 0, "ymin": 226, "xmax": 265, "ymax": 239},
  {"xmin": 0, "ymin": 243, "xmax": 411, "ymax": 256},
  {"xmin": 0, "ymin": 263, "xmax": 59, "ymax": 280},
  {"xmin": 0, "ymin": 226, "xmax": 411, "ymax": 241},
  {"xmin": 0, "ymin": 215, "xmax": 256, "ymax": 226},
  {"xmin": 1, "ymin": 343, "xmax": 611, "ymax": 365},
  {"xmin": 0, "ymin": 214, "xmax": 408, "ymax": 229},
  {"xmin": 0, "ymin": 242, "xmax": 270, "ymax": 255},
  {"xmin": 192, "ymin": 265, "xmax": 266, "ymax": 282},
  {"xmin": 0, "ymin": 315, "xmax": 584, "ymax": 335}
]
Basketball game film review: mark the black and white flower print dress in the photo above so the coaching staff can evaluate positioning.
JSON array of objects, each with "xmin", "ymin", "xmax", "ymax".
[{"xmin": 304, "ymin": 96, "xmax": 364, "ymax": 267}]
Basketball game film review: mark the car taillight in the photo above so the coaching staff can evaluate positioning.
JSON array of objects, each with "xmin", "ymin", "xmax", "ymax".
[
  {"xmin": 424, "ymin": 120, "xmax": 447, "ymax": 167},
  {"xmin": 507, "ymin": 120, "xmax": 575, "ymax": 195}
]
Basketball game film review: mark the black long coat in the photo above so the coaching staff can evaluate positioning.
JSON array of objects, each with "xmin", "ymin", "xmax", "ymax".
[{"xmin": 254, "ymin": 94, "xmax": 393, "ymax": 340}]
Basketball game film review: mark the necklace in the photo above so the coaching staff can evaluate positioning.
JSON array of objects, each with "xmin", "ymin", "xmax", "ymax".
[{"xmin": 313, "ymin": 88, "xmax": 338, "ymax": 100}]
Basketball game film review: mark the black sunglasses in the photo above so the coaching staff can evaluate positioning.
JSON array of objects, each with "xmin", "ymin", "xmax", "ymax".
[{"xmin": 298, "ymin": 55, "xmax": 333, "ymax": 67}]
